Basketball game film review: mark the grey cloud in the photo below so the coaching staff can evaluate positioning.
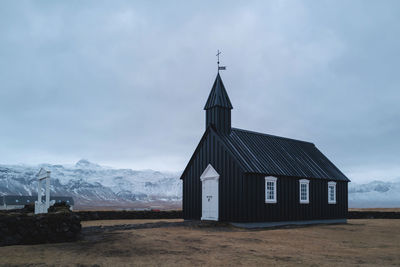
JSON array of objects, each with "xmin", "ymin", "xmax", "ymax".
[{"xmin": 0, "ymin": 1, "xmax": 399, "ymax": 183}]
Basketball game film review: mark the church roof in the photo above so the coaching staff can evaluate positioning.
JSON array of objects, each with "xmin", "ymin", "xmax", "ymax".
[
  {"xmin": 204, "ymin": 73, "xmax": 233, "ymax": 110},
  {"xmin": 222, "ymin": 128, "xmax": 349, "ymax": 181}
]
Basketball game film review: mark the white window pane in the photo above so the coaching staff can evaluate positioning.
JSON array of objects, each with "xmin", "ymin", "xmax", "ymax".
[
  {"xmin": 300, "ymin": 184, "xmax": 307, "ymax": 200},
  {"xmin": 265, "ymin": 179, "xmax": 276, "ymax": 202},
  {"xmin": 328, "ymin": 184, "xmax": 336, "ymax": 203},
  {"xmin": 300, "ymin": 182, "xmax": 309, "ymax": 202}
]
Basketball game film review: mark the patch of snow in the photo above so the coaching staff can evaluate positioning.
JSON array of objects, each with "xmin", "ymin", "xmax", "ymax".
[{"xmin": 0, "ymin": 160, "xmax": 181, "ymax": 206}]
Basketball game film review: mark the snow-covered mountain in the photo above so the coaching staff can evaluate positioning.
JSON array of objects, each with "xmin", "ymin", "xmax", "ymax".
[
  {"xmin": 349, "ymin": 179, "xmax": 400, "ymax": 208},
  {"xmin": 1, "ymin": 159, "xmax": 399, "ymax": 208},
  {"xmin": 0, "ymin": 159, "xmax": 181, "ymax": 208}
]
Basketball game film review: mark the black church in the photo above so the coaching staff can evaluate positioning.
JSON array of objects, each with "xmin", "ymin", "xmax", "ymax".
[{"xmin": 180, "ymin": 72, "xmax": 350, "ymax": 225}]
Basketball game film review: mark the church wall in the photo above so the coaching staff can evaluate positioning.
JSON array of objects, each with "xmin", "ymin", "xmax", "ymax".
[
  {"xmin": 241, "ymin": 173, "xmax": 348, "ymax": 222},
  {"xmin": 182, "ymin": 129, "xmax": 245, "ymax": 221}
]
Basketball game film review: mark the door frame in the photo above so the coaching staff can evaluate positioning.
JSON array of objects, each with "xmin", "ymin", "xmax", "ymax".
[{"xmin": 200, "ymin": 164, "xmax": 220, "ymax": 221}]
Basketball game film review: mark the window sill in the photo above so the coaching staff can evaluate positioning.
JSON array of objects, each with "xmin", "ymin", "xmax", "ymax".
[
  {"xmin": 328, "ymin": 202, "xmax": 336, "ymax": 204},
  {"xmin": 300, "ymin": 201, "xmax": 309, "ymax": 204},
  {"xmin": 265, "ymin": 200, "xmax": 277, "ymax": 204}
]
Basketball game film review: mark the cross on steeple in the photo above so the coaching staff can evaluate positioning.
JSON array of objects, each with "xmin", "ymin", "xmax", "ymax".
[
  {"xmin": 216, "ymin": 50, "xmax": 221, "ymax": 66},
  {"xmin": 216, "ymin": 49, "xmax": 226, "ymax": 72}
]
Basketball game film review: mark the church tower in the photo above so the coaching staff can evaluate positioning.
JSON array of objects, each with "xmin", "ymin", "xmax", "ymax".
[{"xmin": 204, "ymin": 73, "xmax": 233, "ymax": 135}]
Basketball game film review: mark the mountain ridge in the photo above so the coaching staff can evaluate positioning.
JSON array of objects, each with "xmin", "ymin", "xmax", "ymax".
[
  {"xmin": 0, "ymin": 159, "xmax": 182, "ymax": 209},
  {"xmin": 1, "ymin": 160, "xmax": 399, "ymax": 208}
]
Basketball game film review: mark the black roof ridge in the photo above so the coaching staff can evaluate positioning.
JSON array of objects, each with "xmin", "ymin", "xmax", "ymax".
[{"xmin": 231, "ymin": 127, "xmax": 314, "ymax": 145}]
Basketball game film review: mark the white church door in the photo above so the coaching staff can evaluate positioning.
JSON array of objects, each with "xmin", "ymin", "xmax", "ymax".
[{"xmin": 200, "ymin": 164, "xmax": 219, "ymax": 221}]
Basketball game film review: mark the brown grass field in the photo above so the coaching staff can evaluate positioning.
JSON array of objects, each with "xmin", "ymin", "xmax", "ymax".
[
  {"xmin": 349, "ymin": 208, "xmax": 400, "ymax": 212},
  {"xmin": 0, "ymin": 219, "xmax": 399, "ymax": 266}
]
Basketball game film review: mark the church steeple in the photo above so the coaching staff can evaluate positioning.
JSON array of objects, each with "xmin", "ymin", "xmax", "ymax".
[{"xmin": 204, "ymin": 73, "xmax": 233, "ymax": 135}]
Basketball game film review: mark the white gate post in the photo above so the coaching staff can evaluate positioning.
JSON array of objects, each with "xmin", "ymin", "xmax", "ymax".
[
  {"xmin": 37, "ymin": 179, "xmax": 42, "ymax": 203},
  {"xmin": 45, "ymin": 171, "xmax": 50, "ymax": 209},
  {"xmin": 35, "ymin": 168, "xmax": 51, "ymax": 214}
]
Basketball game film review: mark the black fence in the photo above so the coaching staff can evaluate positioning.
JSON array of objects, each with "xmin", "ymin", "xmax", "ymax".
[
  {"xmin": 74, "ymin": 210, "xmax": 400, "ymax": 221},
  {"xmin": 348, "ymin": 211, "xmax": 400, "ymax": 219},
  {"xmin": 75, "ymin": 210, "xmax": 183, "ymax": 221}
]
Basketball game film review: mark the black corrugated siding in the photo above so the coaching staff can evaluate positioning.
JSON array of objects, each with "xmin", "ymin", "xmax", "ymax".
[
  {"xmin": 241, "ymin": 174, "xmax": 348, "ymax": 222},
  {"xmin": 206, "ymin": 107, "xmax": 231, "ymax": 135},
  {"xmin": 182, "ymin": 129, "xmax": 244, "ymax": 221}
]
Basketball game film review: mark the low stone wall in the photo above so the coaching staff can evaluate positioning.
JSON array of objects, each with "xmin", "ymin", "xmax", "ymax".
[
  {"xmin": 75, "ymin": 210, "xmax": 182, "ymax": 221},
  {"xmin": 348, "ymin": 211, "xmax": 400, "ymax": 219},
  {"xmin": 2, "ymin": 209, "xmax": 393, "ymax": 247},
  {"xmin": 0, "ymin": 212, "xmax": 81, "ymax": 246},
  {"xmin": 76, "ymin": 210, "xmax": 400, "ymax": 221}
]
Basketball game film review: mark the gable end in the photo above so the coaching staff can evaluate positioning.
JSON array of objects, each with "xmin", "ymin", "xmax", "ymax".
[{"xmin": 180, "ymin": 126, "xmax": 245, "ymax": 179}]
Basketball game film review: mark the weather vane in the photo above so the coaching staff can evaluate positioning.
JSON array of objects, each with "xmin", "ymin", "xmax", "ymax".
[{"xmin": 216, "ymin": 49, "xmax": 226, "ymax": 72}]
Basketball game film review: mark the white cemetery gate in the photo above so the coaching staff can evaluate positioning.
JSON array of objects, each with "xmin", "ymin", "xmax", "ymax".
[
  {"xmin": 35, "ymin": 168, "xmax": 54, "ymax": 214},
  {"xmin": 200, "ymin": 164, "xmax": 219, "ymax": 221}
]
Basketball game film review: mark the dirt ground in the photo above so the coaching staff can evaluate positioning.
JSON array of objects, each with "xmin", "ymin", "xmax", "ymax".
[{"xmin": 0, "ymin": 219, "xmax": 399, "ymax": 267}]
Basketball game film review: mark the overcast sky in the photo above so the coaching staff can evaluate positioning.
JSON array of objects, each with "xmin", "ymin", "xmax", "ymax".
[{"xmin": 0, "ymin": 1, "xmax": 399, "ymax": 183}]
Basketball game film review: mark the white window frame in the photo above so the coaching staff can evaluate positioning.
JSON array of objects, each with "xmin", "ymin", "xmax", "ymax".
[
  {"xmin": 328, "ymin": 181, "xmax": 337, "ymax": 204},
  {"xmin": 265, "ymin": 176, "xmax": 277, "ymax": 203},
  {"xmin": 299, "ymin": 179, "xmax": 310, "ymax": 204}
]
